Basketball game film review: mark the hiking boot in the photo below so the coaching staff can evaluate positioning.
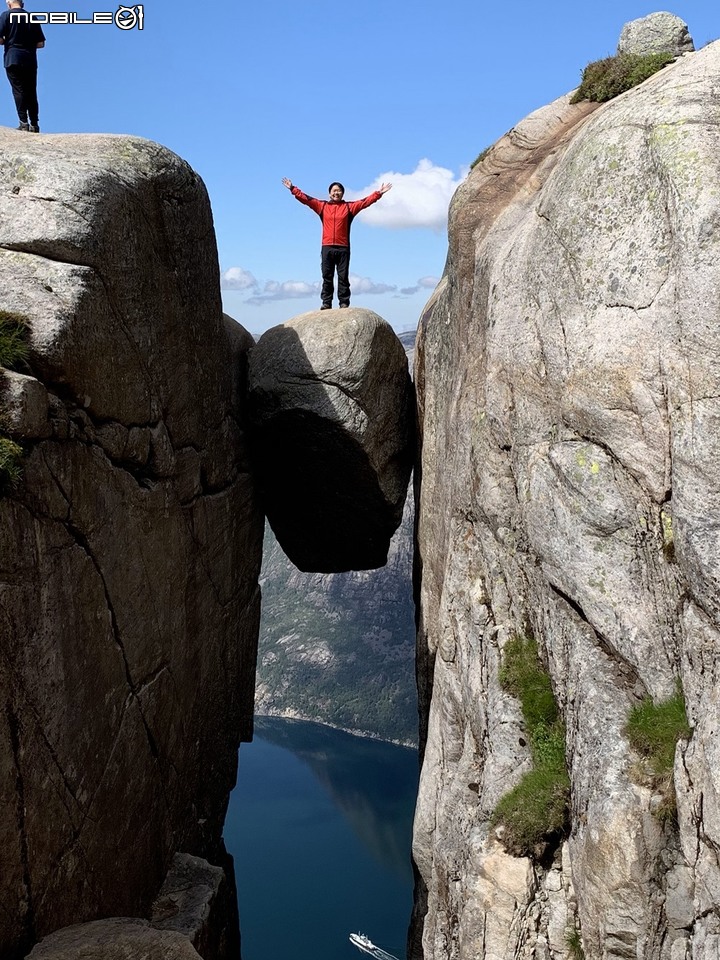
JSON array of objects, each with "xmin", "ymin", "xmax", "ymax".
[
  {"xmin": 16, "ymin": 122, "xmax": 29, "ymax": 132},
  {"xmin": 29, "ymin": 124, "xmax": 39, "ymax": 133},
  {"xmin": 320, "ymin": 304, "xmax": 332, "ymax": 310},
  {"xmin": 339, "ymin": 303, "xmax": 349, "ymax": 308}
]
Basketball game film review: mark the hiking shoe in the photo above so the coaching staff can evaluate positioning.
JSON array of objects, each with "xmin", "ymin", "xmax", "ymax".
[
  {"xmin": 16, "ymin": 122, "xmax": 29, "ymax": 132},
  {"xmin": 29, "ymin": 124, "xmax": 39, "ymax": 133},
  {"xmin": 320, "ymin": 304, "xmax": 332, "ymax": 310},
  {"xmin": 339, "ymin": 303, "xmax": 349, "ymax": 308}
]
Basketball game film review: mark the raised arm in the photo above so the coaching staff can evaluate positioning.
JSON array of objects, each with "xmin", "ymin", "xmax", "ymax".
[
  {"xmin": 282, "ymin": 178, "xmax": 324, "ymax": 216},
  {"xmin": 346, "ymin": 183, "xmax": 392, "ymax": 215}
]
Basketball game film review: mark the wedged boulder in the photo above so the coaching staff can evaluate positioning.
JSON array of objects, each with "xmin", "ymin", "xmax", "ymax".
[
  {"xmin": 0, "ymin": 130, "xmax": 263, "ymax": 957},
  {"xmin": 249, "ymin": 307, "xmax": 414, "ymax": 572},
  {"xmin": 617, "ymin": 11, "xmax": 694, "ymax": 56}
]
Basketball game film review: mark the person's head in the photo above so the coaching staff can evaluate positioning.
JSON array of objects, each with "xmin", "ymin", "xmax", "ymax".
[
  {"xmin": 328, "ymin": 182, "xmax": 345, "ymax": 201},
  {"xmin": 6, "ymin": 0, "xmax": 25, "ymax": 7}
]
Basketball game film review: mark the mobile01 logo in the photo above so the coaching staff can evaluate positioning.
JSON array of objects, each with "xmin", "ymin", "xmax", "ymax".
[{"xmin": 10, "ymin": 4, "xmax": 144, "ymax": 29}]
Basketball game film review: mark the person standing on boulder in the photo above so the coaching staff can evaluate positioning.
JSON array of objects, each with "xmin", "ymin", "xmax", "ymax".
[
  {"xmin": 282, "ymin": 177, "xmax": 392, "ymax": 310},
  {"xmin": 0, "ymin": 0, "xmax": 45, "ymax": 133}
]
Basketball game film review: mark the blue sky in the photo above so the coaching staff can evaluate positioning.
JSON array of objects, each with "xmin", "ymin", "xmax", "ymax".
[{"xmin": 12, "ymin": 0, "xmax": 718, "ymax": 334}]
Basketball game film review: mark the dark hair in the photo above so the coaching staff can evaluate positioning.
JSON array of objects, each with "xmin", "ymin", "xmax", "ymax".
[{"xmin": 328, "ymin": 182, "xmax": 345, "ymax": 194}]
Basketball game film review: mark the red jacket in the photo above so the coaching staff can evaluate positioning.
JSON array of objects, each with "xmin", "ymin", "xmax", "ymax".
[{"xmin": 291, "ymin": 187, "xmax": 382, "ymax": 247}]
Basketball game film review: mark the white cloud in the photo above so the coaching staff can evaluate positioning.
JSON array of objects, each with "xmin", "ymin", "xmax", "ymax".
[
  {"xmin": 246, "ymin": 279, "xmax": 321, "ymax": 304},
  {"xmin": 348, "ymin": 274, "xmax": 396, "ymax": 295},
  {"xmin": 221, "ymin": 266, "xmax": 258, "ymax": 291},
  {"xmin": 265, "ymin": 280, "xmax": 319, "ymax": 296},
  {"xmin": 399, "ymin": 275, "xmax": 441, "ymax": 296},
  {"xmin": 244, "ymin": 274, "xmax": 395, "ymax": 305},
  {"xmin": 347, "ymin": 159, "xmax": 466, "ymax": 231}
]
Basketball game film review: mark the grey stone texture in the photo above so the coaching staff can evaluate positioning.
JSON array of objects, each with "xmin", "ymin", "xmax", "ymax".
[
  {"xmin": 618, "ymin": 12, "xmax": 694, "ymax": 57},
  {"xmin": 26, "ymin": 918, "xmax": 202, "ymax": 960},
  {"xmin": 152, "ymin": 853, "xmax": 237, "ymax": 960},
  {"xmin": 0, "ymin": 131, "xmax": 263, "ymax": 957},
  {"xmin": 248, "ymin": 307, "xmax": 414, "ymax": 572},
  {"xmin": 413, "ymin": 38, "xmax": 720, "ymax": 960}
]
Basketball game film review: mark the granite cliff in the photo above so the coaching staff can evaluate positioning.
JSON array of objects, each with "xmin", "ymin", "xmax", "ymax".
[
  {"xmin": 0, "ymin": 131, "xmax": 416, "ymax": 958},
  {"xmin": 0, "ymin": 131, "xmax": 264, "ymax": 959},
  {"xmin": 413, "ymin": 33, "xmax": 720, "ymax": 960}
]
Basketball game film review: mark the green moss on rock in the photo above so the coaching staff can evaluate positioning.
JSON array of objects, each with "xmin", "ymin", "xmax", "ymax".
[
  {"xmin": 0, "ymin": 436, "xmax": 23, "ymax": 490},
  {"xmin": 0, "ymin": 310, "xmax": 30, "ymax": 492},
  {"xmin": 0, "ymin": 310, "xmax": 29, "ymax": 369},
  {"xmin": 626, "ymin": 685, "xmax": 691, "ymax": 819},
  {"xmin": 492, "ymin": 635, "xmax": 570, "ymax": 857}
]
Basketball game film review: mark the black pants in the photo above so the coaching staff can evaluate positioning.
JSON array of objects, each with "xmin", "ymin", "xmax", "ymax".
[
  {"xmin": 6, "ymin": 64, "xmax": 39, "ymax": 126},
  {"xmin": 321, "ymin": 245, "xmax": 350, "ymax": 307}
]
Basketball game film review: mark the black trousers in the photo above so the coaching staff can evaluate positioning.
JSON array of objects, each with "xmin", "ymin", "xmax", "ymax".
[
  {"xmin": 321, "ymin": 245, "xmax": 350, "ymax": 307},
  {"xmin": 6, "ymin": 64, "xmax": 39, "ymax": 126}
]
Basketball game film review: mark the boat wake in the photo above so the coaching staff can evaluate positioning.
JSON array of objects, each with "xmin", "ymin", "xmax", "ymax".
[{"xmin": 349, "ymin": 932, "xmax": 399, "ymax": 960}]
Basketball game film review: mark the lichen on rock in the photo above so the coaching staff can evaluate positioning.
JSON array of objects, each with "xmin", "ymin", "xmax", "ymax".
[{"xmin": 412, "ymin": 33, "xmax": 719, "ymax": 960}]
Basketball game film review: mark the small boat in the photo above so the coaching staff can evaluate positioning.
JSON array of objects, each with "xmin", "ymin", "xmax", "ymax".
[{"xmin": 349, "ymin": 932, "xmax": 376, "ymax": 954}]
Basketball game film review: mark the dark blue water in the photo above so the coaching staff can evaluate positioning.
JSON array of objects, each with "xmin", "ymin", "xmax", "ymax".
[{"xmin": 224, "ymin": 717, "xmax": 418, "ymax": 960}]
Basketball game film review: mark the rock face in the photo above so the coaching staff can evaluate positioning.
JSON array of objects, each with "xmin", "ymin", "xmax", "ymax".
[
  {"xmin": 151, "ymin": 853, "xmax": 237, "ymax": 960},
  {"xmin": 413, "ymin": 39, "xmax": 720, "ymax": 960},
  {"xmin": 248, "ymin": 308, "xmax": 414, "ymax": 572},
  {"xmin": 617, "ymin": 12, "xmax": 694, "ymax": 57},
  {"xmin": 0, "ymin": 131, "xmax": 263, "ymax": 957},
  {"xmin": 27, "ymin": 918, "xmax": 203, "ymax": 960}
]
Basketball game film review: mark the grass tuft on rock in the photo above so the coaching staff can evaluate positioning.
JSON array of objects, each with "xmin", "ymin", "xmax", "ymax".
[
  {"xmin": 0, "ymin": 436, "xmax": 23, "ymax": 490},
  {"xmin": 492, "ymin": 634, "xmax": 570, "ymax": 857},
  {"xmin": 0, "ymin": 310, "xmax": 30, "ymax": 370},
  {"xmin": 565, "ymin": 928, "xmax": 585, "ymax": 960},
  {"xmin": 0, "ymin": 310, "xmax": 30, "ymax": 491},
  {"xmin": 470, "ymin": 145, "xmax": 492, "ymax": 169},
  {"xmin": 570, "ymin": 52, "xmax": 675, "ymax": 104},
  {"xmin": 626, "ymin": 687, "xmax": 690, "ymax": 779}
]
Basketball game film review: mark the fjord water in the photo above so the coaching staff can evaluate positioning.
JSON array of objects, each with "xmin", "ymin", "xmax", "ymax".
[{"xmin": 224, "ymin": 717, "xmax": 418, "ymax": 960}]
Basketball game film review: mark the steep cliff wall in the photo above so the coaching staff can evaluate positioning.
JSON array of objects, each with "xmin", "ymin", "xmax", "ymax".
[
  {"xmin": 414, "ymin": 41, "xmax": 720, "ymax": 960},
  {"xmin": 0, "ymin": 132, "xmax": 263, "ymax": 957}
]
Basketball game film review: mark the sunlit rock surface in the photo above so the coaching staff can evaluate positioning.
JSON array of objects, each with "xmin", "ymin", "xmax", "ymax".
[
  {"xmin": 412, "ymin": 37, "xmax": 720, "ymax": 960},
  {"xmin": 249, "ymin": 307, "xmax": 414, "ymax": 572},
  {"xmin": 617, "ymin": 11, "xmax": 694, "ymax": 56}
]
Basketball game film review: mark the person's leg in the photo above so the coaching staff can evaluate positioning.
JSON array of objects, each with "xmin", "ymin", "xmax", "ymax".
[
  {"xmin": 337, "ymin": 247, "xmax": 351, "ymax": 306},
  {"xmin": 320, "ymin": 246, "xmax": 334, "ymax": 308},
  {"xmin": 24, "ymin": 65, "xmax": 39, "ymax": 130},
  {"xmin": 6, "ymin": 66, "xmax": 29, "ymax": 127}
]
